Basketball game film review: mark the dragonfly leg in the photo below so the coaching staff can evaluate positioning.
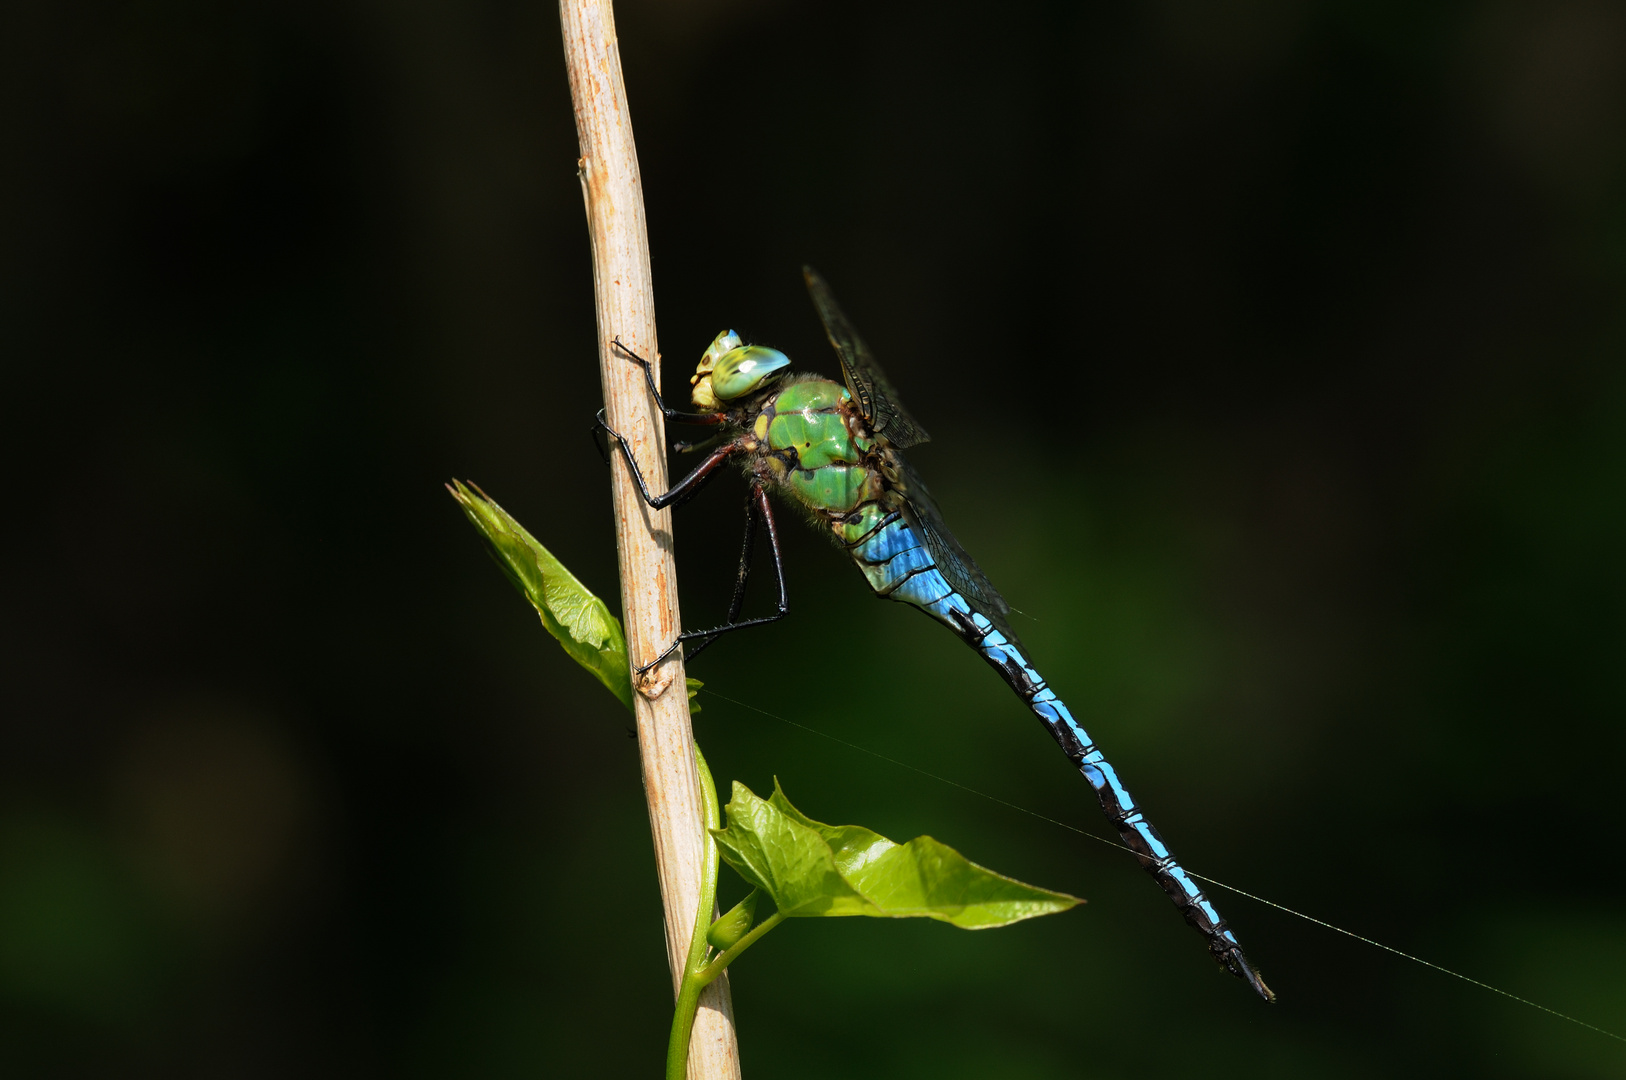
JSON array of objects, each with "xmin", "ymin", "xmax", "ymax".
[
  {"xmin": 595, "ymin": 409, "xmax": 734, "ymax": 510},
  {"xmin": 635, "ymin": 483, "xmax": 788, "ymax": 675},
  {"xmin": 589, "ymin": 422, "xmax": 611, "ymax": 467},
  {"xmin": 672, "ymin": 432, "xmax": 725, "ymax": 455},
  {"xmin": 684, "ymin": 486, "xmax": 760, "ymax": 665},
  {"xmin": 612, "ymin": 338, "xmax": 726, "ymax": 427}
]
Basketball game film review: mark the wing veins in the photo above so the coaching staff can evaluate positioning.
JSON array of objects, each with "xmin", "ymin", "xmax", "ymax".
[{"xmin": 803, "ymin": 267, "xmax": 931, "ymax": 450}]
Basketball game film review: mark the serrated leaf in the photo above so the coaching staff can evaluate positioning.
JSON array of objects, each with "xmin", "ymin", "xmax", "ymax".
[
  {"xmin": 449, "ymin": 480, "xmax": 633, "ymax": 710},
  {"xmin": 713, "ymin": 781, "xmax": 1081, "ymax": 929}
]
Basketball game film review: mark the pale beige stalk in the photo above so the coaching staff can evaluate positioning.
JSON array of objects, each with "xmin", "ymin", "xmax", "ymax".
[{"xmin": 557, "ymin": 2, "xmax": 741, "ymax": 1077}]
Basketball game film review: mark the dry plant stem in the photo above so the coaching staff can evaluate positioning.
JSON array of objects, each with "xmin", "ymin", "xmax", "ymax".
[{"xmin": 558, "ymin": 2, "xmax": 740, "ymax": 1077}]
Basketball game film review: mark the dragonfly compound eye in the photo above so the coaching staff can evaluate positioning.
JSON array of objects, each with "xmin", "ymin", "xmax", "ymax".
[
  {"xmin": 708, "ymin": 346, "xmax": 791, "ymax": 403},
  {"xmin": 691, "ymin": 329, "xmax": 745, "ymax": 409}
]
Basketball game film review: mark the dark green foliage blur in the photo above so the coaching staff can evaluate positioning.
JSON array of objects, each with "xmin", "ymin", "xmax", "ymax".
[{"xmin": 5, "ymin": 1, "xmax": 1626, "ymax": 1077}]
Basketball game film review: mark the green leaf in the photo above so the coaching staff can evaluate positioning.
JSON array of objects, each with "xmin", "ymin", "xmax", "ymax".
[
  {"xmin": 449, "ymin": 480, "xmax": 633, "ymax": 710},
  {"xmin": 710, "ymin": 782, "xmax": 877, "ymax": 918},
  {"xmin": 712, "ymin": 781, "xmax": 1081, "ymax": 929},
  {"xmin": 706, "ymin": 889, "xmax": 759, "ymax": 950}
]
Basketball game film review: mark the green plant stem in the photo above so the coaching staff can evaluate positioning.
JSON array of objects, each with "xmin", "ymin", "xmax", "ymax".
[
  {"xmin": 695, "ymin": 910, "xmax": 787, "ymax": 987},
  {"xmin": 666, "ymin": 745, "xmax": 723, "ymax": 1080}
]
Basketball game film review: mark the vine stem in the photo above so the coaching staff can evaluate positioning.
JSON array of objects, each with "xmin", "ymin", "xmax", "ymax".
[
  {"xmin": 667, "ymin": 747, "xmax": 727, "ymax": 1080},
  {"xmin": 558, "ymin": 3, "xmax": 740, "ymax": 1077}
]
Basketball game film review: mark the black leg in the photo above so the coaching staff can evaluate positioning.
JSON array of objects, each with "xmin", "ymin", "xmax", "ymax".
[
  {"xmin": 612, "ymin": 338, "xmax": 725, "ymax": 427},
  {"xmin": 637, "ymin": 483, "xmax": 789, "ymax": 674},
  {"xmin": 672, "ymin": 432, "xmax": 725, "ymax": 455},
  {"xmin": 590, "ymin": 422, "xmax": 611, "ymax": 466},
  {"xmin": 596, "ymin": 410, "xmax": 734, "ymax": 510},
  {"xmin": 684, "ymin": 487, "xmax": 760, "ymax": 664}
]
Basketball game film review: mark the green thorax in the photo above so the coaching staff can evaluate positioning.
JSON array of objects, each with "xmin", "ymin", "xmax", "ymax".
[{"xmin": 745, "ymin": 377, "xmax": 886, "ymax": 519}]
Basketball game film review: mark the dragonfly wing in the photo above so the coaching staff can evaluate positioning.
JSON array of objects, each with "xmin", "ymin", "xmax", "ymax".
[
  {"xmin": 803, "ymin": 267, "xmax": 931, "ymax": 450},
  {"xmin": 885, "ymin": 450, "xmax": 1018, "ymax": 640}
]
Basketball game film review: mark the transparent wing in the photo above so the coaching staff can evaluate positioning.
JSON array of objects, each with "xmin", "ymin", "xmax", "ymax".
[
  {"xmin": 885, "ymin": 449, "xmax": 1019, "ymax": 641},
  {"xmin": 803, "ymin": 267, "xmax": 931, "ymax": 450}
]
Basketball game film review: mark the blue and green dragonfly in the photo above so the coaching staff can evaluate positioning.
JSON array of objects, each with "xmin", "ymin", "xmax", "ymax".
[{"xmin": 597, "ymin": 268, "xmax": 1274, "ymax": 1000}]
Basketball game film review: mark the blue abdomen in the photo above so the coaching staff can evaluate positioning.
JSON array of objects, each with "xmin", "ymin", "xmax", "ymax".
[
  {"xmin": 839, "ymin": 512, "xmax": 1273, "ymax": 998},
  {"xmin": 848, "ymin": 512, "xmax": 973, "ymax": 625}
]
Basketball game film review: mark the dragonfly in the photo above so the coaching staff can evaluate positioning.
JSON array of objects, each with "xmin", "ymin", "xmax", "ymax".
[{"xmin": 596, "ymin": 268, "xmax": 1274, "ymax": 1001}]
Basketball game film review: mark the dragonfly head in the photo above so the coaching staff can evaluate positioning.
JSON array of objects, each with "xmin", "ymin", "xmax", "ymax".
[{"xmin": 690, "ymin": 330, "xmax": 791, "ymax": 410}]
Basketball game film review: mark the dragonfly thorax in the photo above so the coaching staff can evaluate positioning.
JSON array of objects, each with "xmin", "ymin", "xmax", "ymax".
[{"xmin": 691, "ymin": 329, "xmax": 791, "ymax": 410}]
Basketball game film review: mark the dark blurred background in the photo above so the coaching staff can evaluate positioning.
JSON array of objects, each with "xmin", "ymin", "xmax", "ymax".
[{"xmin": 5, "ymin": 0, "xmax": 1626, "ymax": 1076}]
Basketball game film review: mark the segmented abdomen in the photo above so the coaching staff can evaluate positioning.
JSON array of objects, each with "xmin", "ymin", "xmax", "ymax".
[{"xmin": 839, "ymin": 510, "xmax": 1273, "ymax": 999}]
